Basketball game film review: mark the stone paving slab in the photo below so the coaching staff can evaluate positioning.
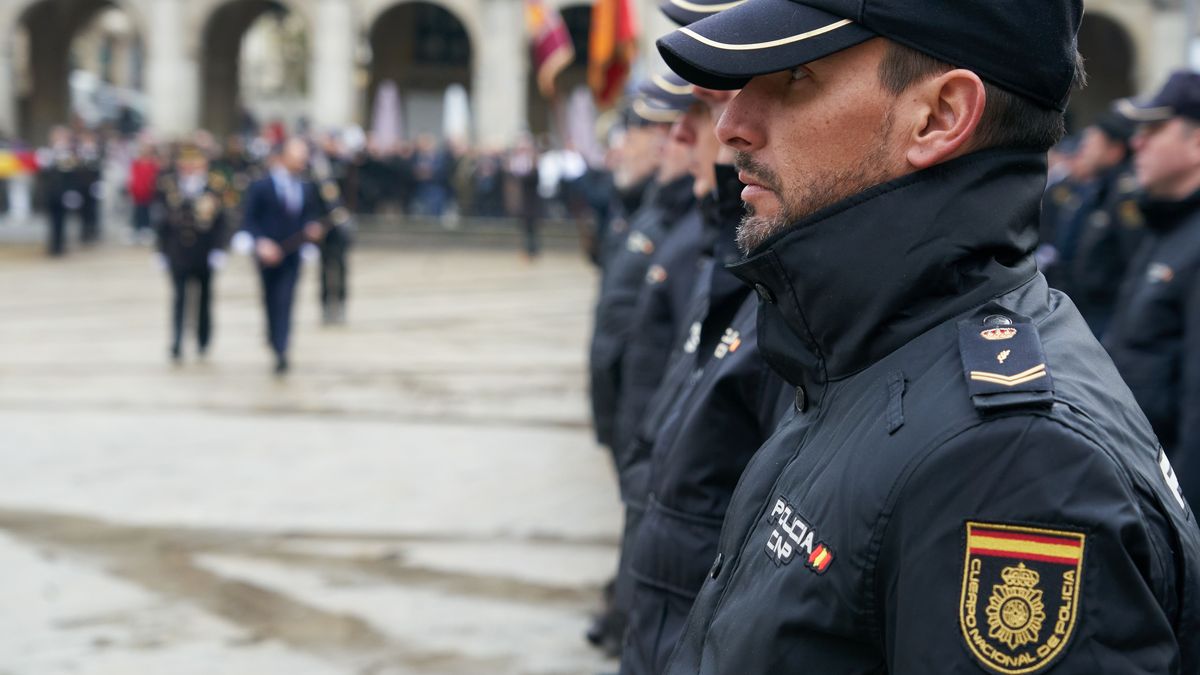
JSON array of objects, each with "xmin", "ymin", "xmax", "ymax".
[{"xmin": 0, "ymin": 243, "xmax": 619, "ymax": 673}]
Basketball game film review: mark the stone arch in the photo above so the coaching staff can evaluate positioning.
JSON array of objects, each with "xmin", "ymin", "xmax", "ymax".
[
  {"xmin": 12, "ymin": 0, "xmax": 146, "ymax": 141},
  {"xmin": 199, "ymin": 0, "xmax": 311, "ymax": 136},
  {"xmin": 1070, "ymin": 11, "xmax": 1137, "ymax": 131},
  {"xmin": 365, "ymin": 0, "xmax": 475, "ymax": 140}
]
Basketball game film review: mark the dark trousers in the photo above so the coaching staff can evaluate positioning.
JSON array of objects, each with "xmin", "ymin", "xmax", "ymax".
[
  {"xmin": 47, "ymin": 203, "xmax": 67, "ymax": 256},
  {"xmin": 81, "ymin": 196, "xmax": 99, "ymax": 244},
  {"xmin": 260, "ymin": 255, "xmax": 301, "ymax": 356},
  {"xmin": 320, "ymin": 245, "xmax": 348, "ymax": 308},
  {"xmin": 133, "ymin": 203, "xmax": 152, "ymax": 232},
  {"xmin": 521, "ymin": 214, "xmax": 541, "ymax": 257},
  {"xmin": 171, "ymin": 268, "xmax": 213, "ymax": 353}
]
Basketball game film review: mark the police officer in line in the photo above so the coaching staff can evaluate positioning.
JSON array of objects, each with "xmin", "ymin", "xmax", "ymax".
[
  {"xmin": 1106, "ymin": 72, "xmax": 1200, "ymax": 509},
  {"xmin": 586, "ymin": 95, "xmax": 696, "ymax": 655},
  {"xmin": 240, "ymin": 137, "xmax": 329, "ymax": 375},
  {"xmin": 618, "ymin": 78, "xmax": 792, "ymax": 674},
  {"xmin": 653, "ymin": 0, "xmax": 1200, "ymax": 670},
  {"xmin": 1055, "ymin": 110, "xmax": 1144, "ymax": 337},
  {"xmin": 154, "ymin": 145, "xmax": 229, "ymax": 362}
]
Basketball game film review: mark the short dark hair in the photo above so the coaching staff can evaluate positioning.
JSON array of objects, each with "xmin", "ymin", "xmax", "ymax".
[{"xmin": 877, "ymin": 41, "xmax": 1087, "ymax": 153}]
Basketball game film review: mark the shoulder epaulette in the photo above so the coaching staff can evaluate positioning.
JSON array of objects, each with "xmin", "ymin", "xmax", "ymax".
[{"xmin": 958, "ymin": 311, "xmax": 1054, "ymax": 412}]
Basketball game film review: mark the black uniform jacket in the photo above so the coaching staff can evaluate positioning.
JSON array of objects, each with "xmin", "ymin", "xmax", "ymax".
[
  {"xmin": 590, "ymin": 175, "xmax": 696, "ymax": 448},
  {"xmin": 621, "ymin": 166, "xmax": 791, "ymax": 675},
  {"xmin": 611, "ymin": 204, "xmax": 709, "ymax": 479},
  {"xmin": 664, "ymin": 150, "xmax": 1200, "ymax": 675},
  {"xmin": 155, "ymin": 176, "xmax": 228, "ymax": 275},
  {"xmin": 1105, "ymin": 192, "xmax": 1200, "ymax": 505}
]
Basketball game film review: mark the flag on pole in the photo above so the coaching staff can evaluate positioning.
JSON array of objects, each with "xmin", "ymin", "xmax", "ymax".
[
  {"xmin": 588, "ymin": 0, "xmax": 638, "ymax": 109},
  {"xmin": 526, "ymin": 0, "xmax": 576, "ymax": 99}
]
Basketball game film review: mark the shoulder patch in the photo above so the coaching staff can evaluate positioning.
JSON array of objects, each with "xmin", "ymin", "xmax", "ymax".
[
  {"xmin": 959, "ymin": 314, "xmax": 1053, "ymax": 412},
  {"xmin": 960, "ymin": 522, "xmax": 1085, "ymax": 674}
]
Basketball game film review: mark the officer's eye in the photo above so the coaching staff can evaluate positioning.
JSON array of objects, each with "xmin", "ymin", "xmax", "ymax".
[{"xmin": 788, "ymin": 66, "xmax": 810, "ymax": 83}]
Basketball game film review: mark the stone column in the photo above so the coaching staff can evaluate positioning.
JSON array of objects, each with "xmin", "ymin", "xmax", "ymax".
[
  {"xmin": 310, "ymin": 0, "xmax": 358, "ymax": 130},
  {"xmin": 473, "ymin": 0, "xmax": 528, "ymax": 146},
  {"xmin": 0, "ymin": 42, "xmax": 16, "ymax": 138},
  {"xmin": 145, "ymin": 0, "xmax": 199, "ymax": 135}
]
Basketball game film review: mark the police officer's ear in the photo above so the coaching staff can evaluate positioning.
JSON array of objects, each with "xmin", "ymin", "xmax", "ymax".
[{"xmin": 898, "ymin": 69, "xmax": 987, "ymax": 170}]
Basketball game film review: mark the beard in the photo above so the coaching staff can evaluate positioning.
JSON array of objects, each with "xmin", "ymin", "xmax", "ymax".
[{"xmin": 735, "ymin": 112, "xmax": 898, "ymax": 254}]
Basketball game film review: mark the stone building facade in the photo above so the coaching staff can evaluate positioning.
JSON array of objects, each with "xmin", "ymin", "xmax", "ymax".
[{"xmin": 0, "ymin": 0, "xmax": 1189, "ymax": 145}]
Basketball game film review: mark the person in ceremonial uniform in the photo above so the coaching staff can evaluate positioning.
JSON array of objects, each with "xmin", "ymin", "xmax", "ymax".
[
  {"xmin": 153, "ymin": 146, "xmax": 229, "ymax": 362},
  {"xmin": 648, "ymin": 0, "xmax": 1200, "ymax": 671},
  {"xmin": 39, "ymin": 126, "xmax": 80, "ymax": 257},
  {"xmin": 315, "ymin": 177, "xmax": 353, "ymax": 324}
]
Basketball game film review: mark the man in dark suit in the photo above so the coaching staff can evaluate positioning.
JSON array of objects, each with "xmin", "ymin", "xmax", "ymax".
[{"xmin": 241, "ymin": 138, "xmax": 326, "ymax": 375}]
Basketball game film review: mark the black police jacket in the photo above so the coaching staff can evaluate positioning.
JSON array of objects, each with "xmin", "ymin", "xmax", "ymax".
[
  {"xmin": 589, "ymin": 175, "xmax": 695, "ymax": 448},
  {"xmin": 611, "ymin": 205, "xmax": 709, "ymax": 480},
  {"xmin": 1104, "ymin": 192, "xmax": 1200, "ymax": 505},
  {"xmin": 1068, "ymin": 162, "xmax": 1146, "ymax": 336},
  {"xmin": 664, "ymin": 150, "xmax": 1200, "ymax": 675}
]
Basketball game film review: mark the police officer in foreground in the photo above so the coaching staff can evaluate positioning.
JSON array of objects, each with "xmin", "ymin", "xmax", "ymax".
[
  {"xmin": 654, "ymin": 0, "xmax": 1200, "ymax": 671},
  {"xmin": 154, "ymin": 146, "xmax": 228, "ymax": 362},
  {"xmin": 1106, "ymin": 72, "xmax": 1200, "ymax": 509}
]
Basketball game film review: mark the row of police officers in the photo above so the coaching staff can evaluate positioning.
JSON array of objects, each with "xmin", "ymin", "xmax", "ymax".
[{"xmin": 586, "ymin": 0, "xmax": 1200, "ymax": 672}]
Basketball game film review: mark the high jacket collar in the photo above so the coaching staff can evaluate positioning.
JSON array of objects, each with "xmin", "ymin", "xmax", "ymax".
[
  {"xmin": 1139, "ymin": 189, "xmax": 1200, "ymax": 233},
  {"xmin": 655, "ymin": 174, "xmax": 697, "ymax": 224},
  {"xmin": 728, "ymin": 149, "xmax": 1046, "ymax": 394}
]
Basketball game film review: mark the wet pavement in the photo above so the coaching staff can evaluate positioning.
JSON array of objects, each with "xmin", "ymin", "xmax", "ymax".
[{"xmin": 0, "ymin": 241, "xmax": 619, "ymax": 674}]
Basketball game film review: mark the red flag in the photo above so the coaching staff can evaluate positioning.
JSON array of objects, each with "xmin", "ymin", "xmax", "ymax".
[
  {"xmin": 588, "ymin": 0, "xmax": 638, "ymax": 109},
  {"xmin": 526, "ymin": 0, "xmax": 576, "ymax": 99}
]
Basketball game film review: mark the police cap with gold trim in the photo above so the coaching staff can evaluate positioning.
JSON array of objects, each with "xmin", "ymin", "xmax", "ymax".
[
  {"xmin": 1117, "ymin": 70, "xmax": 1200, "ymax": 124},
  {"xmin": 656, "ymin": 0, "xmax": 1083, "ymax": 112}
]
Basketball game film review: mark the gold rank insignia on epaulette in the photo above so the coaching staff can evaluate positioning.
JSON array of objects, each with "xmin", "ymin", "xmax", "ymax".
[
  {"xmin": 1118, "ymin": 200, "xmax": 1144, "ymax": 229},
  {"xmin": 959, "ymin": 522, "xmax": 1085, "ymax": 674},
  {"xmin": 321, "ymin": 181, "xmax": 340, "ymax": 202},
  {"xmin": 958, "ymin": 311, "xmax": 1054, "ymax": 412}
]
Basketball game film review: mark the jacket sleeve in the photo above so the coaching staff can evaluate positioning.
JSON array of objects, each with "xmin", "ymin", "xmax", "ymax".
[
  {"xmin": 242, "ymin": 181, "xmax": 265, "ymax": 239},
  {"xmin": 1177, "ymin": 275, "xmax": 1200, "ymax": 506},
  {"xmin": 878, "ymin": 415, "xmax": 1187, "ymax": 675}
]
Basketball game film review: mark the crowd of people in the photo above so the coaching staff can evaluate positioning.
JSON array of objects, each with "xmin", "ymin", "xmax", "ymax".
[{"xmin": 579, "ymin": 0, "xmax": 1200, "ymax": 671}]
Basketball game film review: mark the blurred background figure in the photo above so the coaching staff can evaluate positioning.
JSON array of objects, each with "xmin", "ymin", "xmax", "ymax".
[
  {"xmin": 153, "ymin": 145, "xmax": 228, "ymax": 363},
  {"xmin": 507, "ymin": 135, "xmax": 541, "ymax": 261},
  {"xmin": 1105, "ymin": 71, "xmax": 1200, "ymax": 507},
  {"xmin": 241, "ymin": 137, "xmax": 324, "ymax": 375},
  {"xmin": 127, "ymin": 140, "xmax": 160, "ymax": 244}
]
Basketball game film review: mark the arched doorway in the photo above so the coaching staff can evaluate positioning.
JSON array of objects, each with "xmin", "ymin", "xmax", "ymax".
[
  {"xmin": 201, "ymin": 0, "xmax": 309, "ymax": 136},
  {"xmin": 15, "ymin": 0, "xmax": 144, "ymax": 143},
  {"xmin": 367, "ymin": 1, "xmax": 473, "ymax": 141},
  {"xmin": 1070, "ymin": 12, "xmax": 1136, "ymax": 132},
  {"xmin": 527, "ymin": 3, "xmax": 589, "ymax": 140}
]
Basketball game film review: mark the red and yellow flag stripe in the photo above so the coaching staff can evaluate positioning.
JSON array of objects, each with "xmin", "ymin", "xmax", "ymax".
[{"xmin": 967, "ymin": 524, "xmax": 1083, "ymax": 565}]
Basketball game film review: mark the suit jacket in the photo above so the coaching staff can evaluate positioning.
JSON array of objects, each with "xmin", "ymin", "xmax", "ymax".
[{"xmin": 241, "ymin": 174, "xmax": 326, "ymax": 254}]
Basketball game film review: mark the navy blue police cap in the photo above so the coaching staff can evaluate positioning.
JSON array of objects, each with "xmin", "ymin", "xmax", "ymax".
[
  {"xmin": 636, "ymin": 72, "xmax": 698, "ymax": 110},
  {"xmin": 1117, "ymin": 71, "xmax": 1200, "ymax": 124},
  {"xmin": 629, "ymin": 96, "xmax": 686, "ymax": 125},
  {"xmin": 656, "ymin": 0, "xmax": 1083, "ymax": 111},
  {"xmin": 659, "ymin": 0, "xmax": 745, "ymax": 27}
]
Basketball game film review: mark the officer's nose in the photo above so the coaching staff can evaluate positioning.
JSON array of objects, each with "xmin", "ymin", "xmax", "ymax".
[{"xmin": 716, "ymin": 85, "xmax": 763, "ymax": 152}]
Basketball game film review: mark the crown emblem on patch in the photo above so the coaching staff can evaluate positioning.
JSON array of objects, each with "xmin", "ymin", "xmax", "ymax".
[{"xmin": 981, "ymin": 327, "xmax": 1018, "ymax": 341}]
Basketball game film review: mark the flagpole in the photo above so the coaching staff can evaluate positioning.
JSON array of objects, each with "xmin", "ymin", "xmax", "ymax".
[{"xmin": 1188, "ymin": 0, "xmax": 1199, "ymax": 68}]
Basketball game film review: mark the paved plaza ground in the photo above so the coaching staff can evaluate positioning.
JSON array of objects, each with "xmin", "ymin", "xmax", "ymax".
[{"xmin": 0, "ymin": 238, "xmax": 620, "ymax": 674}]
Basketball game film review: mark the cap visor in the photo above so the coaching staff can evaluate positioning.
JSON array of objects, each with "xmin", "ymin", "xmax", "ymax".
[
  {"xmin": 659, "ymin": 0, "xmax": 747, "ymax": 27},
  {"xmin": 657, "ymin": 0, "xmax": 875, "ymax": 90},
  {"xmin": 1116, "ymin": 98, "xmax": 1174, "ymax": 123},
  {"xmin": 636, "ymin": 73, "xmax": 696, "ymax": 109}
]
